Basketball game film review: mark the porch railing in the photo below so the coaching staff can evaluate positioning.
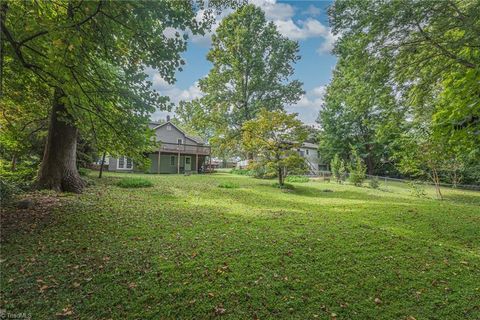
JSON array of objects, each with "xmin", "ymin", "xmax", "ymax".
[{"xmin": 159, "ymin": 142, "xmax": 211, "ymax": 155}]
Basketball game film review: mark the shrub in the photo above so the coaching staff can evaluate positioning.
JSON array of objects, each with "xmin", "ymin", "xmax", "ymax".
[
  {"xmin": 330, "ymin": 154, "xmax": 346, "ymax": 184},
  {"xmin": 0, "ymin": 178, "xmax": 22, "ymax": 206},
  {"xmin": 230, "ymin": 168, "xmax": 255, "ymax": 176},
  {"xmin": 0, "ymin": 161, "xmax": 36, "ymax": 205},
  {"xmin": 78, "ymin": 167, "xmax": 91, "ymax": 176},
  {"xmin": 272, "ymin": 182, "xmax": 294, "ymax": 190},
  {"xmin": 408, "ymin": 180, "xmax": 427, "ymax": 198},
  {"xmin": 348, "ymin": 148, "xmax": 366, "ymax": 186},
  {"xmin": 247, "ymin": 161, "xmax": 277, "ymax": 179},
  {"xmin": 285, "ymin": 175, "xmax": 309, "ymax": 183},
  {"xmin": 369, "ymin": 177, "xmax": 380, "ymax": 189},
  {"xmin": 218, "ymin": 181, "xmax": 239, "ymax": 189},
  {"xmin": 116, "ymin": 177, "xmax": 153, "ymax": 188}
]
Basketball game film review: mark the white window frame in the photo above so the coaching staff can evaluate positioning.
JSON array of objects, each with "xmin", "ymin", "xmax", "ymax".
[
  {"xmin": 117, "ymin": 156, "xmax": 133, "ymax": 170},
  {"xmin": 177, "ymin": 138, "xmax": 183, "ymax": 145},
  {"xmin": 306, "ymin": 149, "xmax": 309, "ymax": 155},
  {"xmin": 166, "ymin": 124, "xmax": 172, "ymax": 131}
]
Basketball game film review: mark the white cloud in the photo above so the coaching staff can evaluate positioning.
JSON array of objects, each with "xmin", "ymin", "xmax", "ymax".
[
  {"xmin": 251, "ymin": 0, "xmax": 295, "ymax": 20},
  {"xmin": 189, "ymin": 0, "xmax": 337, "ymax": 53},
  {"xmin": 286, "ymin": 85, "xmax": 326, "ymax": 125},
  {"xmin": 250, "ymin": 2, "xmax": 337, "ymax": 55},
  {"xmin": 316, "ymin": 31, "xmax": 338, "ymax": 54},
  {"xmin": 150, "ymin": 74, "xmax": 203, "ymax": 121},
  {"xmin": 302, "ymin": 5, "xmax": 321, "ymax": 16},
  {"xmin": 151, "ymin": 1, "xmax": 336, "ymax": 123},
  {"xmin": 274, "ymin": 18, "xmax": 329, "ymax": 40}
]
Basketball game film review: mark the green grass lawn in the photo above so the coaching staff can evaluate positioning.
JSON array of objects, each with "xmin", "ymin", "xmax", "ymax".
[{"xmin": 1, "ymin": 172, "xmax": 479, "ymax": 319}]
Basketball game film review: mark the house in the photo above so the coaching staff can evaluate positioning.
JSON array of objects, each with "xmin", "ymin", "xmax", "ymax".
[
  {"xmin": 108, "ymin": 119, "xmax": 211, "ymax": 174},
  {"xmin": 236, "ymin": 142, "xmax": 326, "ymax": 175},
  {"xmin": 296, "ymin": 142, "xmax": 323, "ymax": 174}
]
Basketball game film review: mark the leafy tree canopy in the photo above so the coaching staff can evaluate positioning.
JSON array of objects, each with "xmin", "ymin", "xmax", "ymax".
[
  {"xmin": 1, "ymin": 0, "xmax": 235, "ymax": 191},
  {"xmin": 177, "ymin": 4, "xmax": 304, "ymax": 156},
  {"xmin": 242, "ymin": 109, "xmax": 307, "ymax": 186}
]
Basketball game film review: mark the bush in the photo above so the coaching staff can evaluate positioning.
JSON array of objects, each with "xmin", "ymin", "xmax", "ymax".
[
  {"xmin": 348, "ymin": 148, "xmax": 366, "ymax": 186},
  {"xmin": 246, "ymin": 161, "xmax": 277, "ymax": 179},
  {"xmin": 369, "ymin": 177, "xmax": 380, "ymax": 189},
  {"xmin": 0, "ymin": 161, "xmax": 36, "ymax": 205},
  {"xmin": 78, "ymin": 167, "xmax": 91, "ymax": 176},
  {"xmin": 0, "ymin": 179, "xmax": 22, "ymax": 206},
  {"xmin": 285, "ymin": 175, "xmax": 309, "ymax": 183},
  {"xmin": 116, "ymin": 177, "xmax": 153, "ymax": 188},
  {"xmin": 230, "ymin": 168, "xmax": 255, "ymax": 176},
  {"xmin": 408, "ymin": 180, "xmax": 427, "ymax": 198},
  {"xmin": 218, "ymin": 181, "xmax": 239, "ymax": 189},
  {"xmin": 272, "ymin": 182, "xmax": 294, "ymax": 190},
  {"xmin": 330, "ymin": 154, "xmax": 346, "ymax": 184}
]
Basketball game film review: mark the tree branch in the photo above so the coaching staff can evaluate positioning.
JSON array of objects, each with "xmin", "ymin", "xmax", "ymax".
[{"xmin": 414, "ymin": 20, "xmax": 475, "ymax": 69}]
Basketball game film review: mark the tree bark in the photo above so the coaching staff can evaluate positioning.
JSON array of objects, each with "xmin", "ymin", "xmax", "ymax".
[
  {"xmin": 11, "ymin": 155, "xmax": 16, "ymax": 171},
  {"xmin": 98, "ymin": 151, "xmax": 106, "ymax": 178},
  {"xmin": 431, "ymin": 167, "xmax": 443, "ymax": 200},
  {"xmin": 278, "ymin": 166, "xmax": 284, "ymax": 186},
  {"xmin": 37, "ymin": 88, "xmax": 85, "ymax": 193}
]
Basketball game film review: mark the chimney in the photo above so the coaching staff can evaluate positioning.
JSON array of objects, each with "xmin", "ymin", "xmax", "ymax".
[{"xmin": 166, "ymin": 115, "xmax": 170, "ymax": 122}]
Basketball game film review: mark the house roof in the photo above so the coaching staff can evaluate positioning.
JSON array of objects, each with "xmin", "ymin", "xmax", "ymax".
[{"xmin": 152, "ymin": 121, "xmax": 205, "ymax": 144}]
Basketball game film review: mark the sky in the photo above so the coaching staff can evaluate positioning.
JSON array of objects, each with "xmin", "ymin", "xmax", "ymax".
[{"xmin": 149, "ymin": 0, "xmax": 337, "ymax": 126}]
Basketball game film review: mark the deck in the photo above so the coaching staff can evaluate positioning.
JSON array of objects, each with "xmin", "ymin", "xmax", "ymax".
[{"xmin": 159, "ymin": 142, "xmax": 211, "ymax": 155}]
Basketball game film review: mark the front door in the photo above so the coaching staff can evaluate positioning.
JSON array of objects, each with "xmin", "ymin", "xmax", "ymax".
[{"xmin": 185, "ymin": 156, "xmax": 191, "ymax": 171}]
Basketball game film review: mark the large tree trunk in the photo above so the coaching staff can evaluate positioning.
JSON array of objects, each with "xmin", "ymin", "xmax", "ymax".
[{"xmin": 37, "ymin": 88, "xmax": 85, "ymax": 193}]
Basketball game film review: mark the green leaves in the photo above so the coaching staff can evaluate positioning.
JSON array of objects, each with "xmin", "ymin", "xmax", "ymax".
[
  {"xmin": 178, "ymin": 4, "xmax": 304, "ymax": 156},
  {"xmin": 241, "ymin": 109, "xmax": 308, "ymax": 185},
  {"xmin": 2, "ymin": 0, "xmax": 229, "ymax": 165},
  {"xmin": 323, "ymin": 0, "xmax": 480, "ymax": 182}
]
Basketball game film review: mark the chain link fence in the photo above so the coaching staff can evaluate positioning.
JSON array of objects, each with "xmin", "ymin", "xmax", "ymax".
[{"xmin": 312, "ymin": 171, "xmax": 480, "ymax": 191}]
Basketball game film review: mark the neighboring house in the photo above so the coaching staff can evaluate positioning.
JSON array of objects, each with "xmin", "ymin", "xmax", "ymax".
[
  {"xmin": 296, "ymin": 142, "xmax": 323, "ymax": 174},
  {"xmin": 236, "ymin": 142, "xmax": 327, "ymax": 175},
  {"xmin": 108, "ymin": 120, "xmax": 211, "ymax": 174}
]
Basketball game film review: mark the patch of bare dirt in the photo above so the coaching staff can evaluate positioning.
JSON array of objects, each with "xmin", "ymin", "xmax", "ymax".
[{"xmin": 0, "ymin": 192, "xmax": 64, "ymax": 243}]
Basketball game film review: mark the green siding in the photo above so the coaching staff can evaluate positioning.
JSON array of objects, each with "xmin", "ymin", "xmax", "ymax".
[{"xmin": 148, "ymin": 153, "xmax": 201, "ymax": 174}]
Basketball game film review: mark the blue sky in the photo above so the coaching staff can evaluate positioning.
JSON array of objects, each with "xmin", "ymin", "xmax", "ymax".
[{"xmin": 150, "ymin": 0, "xmax": 337, "ymax": 125}]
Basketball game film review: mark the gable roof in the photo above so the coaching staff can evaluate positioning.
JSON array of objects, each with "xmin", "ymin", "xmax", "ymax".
[{"xmin": 152, "ymin": 121, "xmax": 205, "ymax": 144}]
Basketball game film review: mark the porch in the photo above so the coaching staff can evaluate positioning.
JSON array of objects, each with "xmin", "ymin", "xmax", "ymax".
[{"xmin": 149, "ymin": 143, "xmax": 212, "ymax": 174}]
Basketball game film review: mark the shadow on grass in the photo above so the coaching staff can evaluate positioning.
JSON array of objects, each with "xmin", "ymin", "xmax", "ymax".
[{"xmin": 442, "ymin": 193, "xmax": 480, "ymax": 206}]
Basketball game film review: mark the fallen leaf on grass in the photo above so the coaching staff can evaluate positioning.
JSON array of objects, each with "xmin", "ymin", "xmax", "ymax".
[
  {"xmin": 56, "ymin": 306, "xmax": 74, "ymax": 317},
  {"xmin": 214, "ymin": 305, "xmax": 226, "ymax": 316},
  {"xmin": 374, "ymin": 297, "xmax": 382, "ymax": 305},
  {"xmin": 39, "ymin": 284, "xmax": 50, "ymax": 293}
]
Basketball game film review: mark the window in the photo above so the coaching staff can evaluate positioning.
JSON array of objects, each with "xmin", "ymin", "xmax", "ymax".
[
  {"xmin": 306, "ymin": 149, "xmax": 309, "ymax": 155},
  {"xmin": 166, "ymin": 125, "xmax": 172, "ymax": 131},
  {"xmin": 170, "ymin": 155, "xmax": 175, "ymax": 166},
  {"xmin": 177, "ymin": 138, "xmax": 183, "ymax": 145},
  {"xmin": 117, "ymin": 156, "xmax": 133, "ymax": 170},
  {"xmin": 185, "ymin": 157, "xmax": 191, "ymax": 165}
]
